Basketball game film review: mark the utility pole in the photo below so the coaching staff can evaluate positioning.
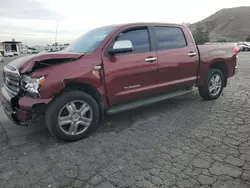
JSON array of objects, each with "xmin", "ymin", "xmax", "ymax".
[{"xmin": 55, "ymin": 21, "xmax": 58, "ymax": 45}]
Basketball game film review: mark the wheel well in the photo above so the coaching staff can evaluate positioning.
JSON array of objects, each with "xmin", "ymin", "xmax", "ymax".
[
  {"xmin": 62, "ymin": 82, "xmax": 104, "ymax": 120},
  {"xmin": 210, "ymin": 62, "xmax": 228, "ymax": 87}
]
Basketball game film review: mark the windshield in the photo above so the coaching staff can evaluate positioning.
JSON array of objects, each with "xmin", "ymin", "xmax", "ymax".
[{"xmin": 64, "ymin": 26, "xmax": 118, "ymax": 53}]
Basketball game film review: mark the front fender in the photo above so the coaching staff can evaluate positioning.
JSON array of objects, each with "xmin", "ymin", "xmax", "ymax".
[{"xmin": 36, "ymin": 65, "xmax": 105, "ymax": 103}]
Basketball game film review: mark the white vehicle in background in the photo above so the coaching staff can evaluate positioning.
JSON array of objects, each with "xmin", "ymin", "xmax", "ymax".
[
  {"xmin": 27, "ymin": 49, "xmax": 39, "ymax": 54},
  {"xmin": 237, "ymin": 42, "xmax": 250, "ymax": 51},
  {"xmin": 12, "ymin": 51, "xmax": 18, "ymax": 56},
  {"xmin": 242, "ymin": 42, "xmax": 250, "ymax": 51},
  {"xmin": 0, "ymin": 53, "xmax": 3, "ymax": 62},
  {"xmin": 4, "ymin": 51, "xmax": 14, "ymax": 57}
]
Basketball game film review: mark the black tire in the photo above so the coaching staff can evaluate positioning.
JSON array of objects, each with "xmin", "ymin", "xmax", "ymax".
[
  {"xmin": 45, "ymin": 90, "xmax": 99, "ymax": 142},
  {"xmin": 198, "ymin": 68, "xmax": 225, "ymax": 100}
]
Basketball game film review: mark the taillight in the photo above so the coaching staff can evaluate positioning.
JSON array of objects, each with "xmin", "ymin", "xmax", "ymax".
[{"xmin": 233, "ymin": 47, "xmax": 239, "ymax": 55}]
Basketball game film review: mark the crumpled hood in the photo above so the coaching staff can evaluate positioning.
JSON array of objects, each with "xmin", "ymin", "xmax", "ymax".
[{"xmin": 8, "ymin": 51, "xmax": 84, "ymax": 73}]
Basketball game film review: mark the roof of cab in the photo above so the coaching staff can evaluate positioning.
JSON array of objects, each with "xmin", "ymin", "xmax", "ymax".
[
  {"xmin": 121, "ymin": 22, "xmax": 185, "ymax": 27},
  {"xmin": 96, "ymin": 22, "xmax": 186, "ymax": 29}
]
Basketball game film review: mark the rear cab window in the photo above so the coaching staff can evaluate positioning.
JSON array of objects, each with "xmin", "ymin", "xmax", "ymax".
[{"xmin": 154, "ymin": 26, "xmax": 187, "ymax": 50}]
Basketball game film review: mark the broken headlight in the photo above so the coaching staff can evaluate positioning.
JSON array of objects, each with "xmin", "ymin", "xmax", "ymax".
[{"xmin": 21, "ymin": 75, "xmax": 45, "ymax": 96}]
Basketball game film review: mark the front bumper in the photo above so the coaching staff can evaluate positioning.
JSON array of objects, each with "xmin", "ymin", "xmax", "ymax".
[
  {"xmin": 1, "ymin": 87, "xmax": 26, "ymax": 125},
  {"xmin": 0, "ymin": 87, "xmax": 52, "ymax": 125}
]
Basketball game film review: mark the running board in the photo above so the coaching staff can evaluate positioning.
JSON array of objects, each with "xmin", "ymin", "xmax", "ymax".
[{"xmin": 106, "ymin": 88, "xmax": 194, "ymax": 115}]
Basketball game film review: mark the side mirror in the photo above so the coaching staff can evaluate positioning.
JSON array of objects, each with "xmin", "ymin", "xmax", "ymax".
[{"xmin": 108, "ymin": 40, "xmax": 133, "ymax": 55}]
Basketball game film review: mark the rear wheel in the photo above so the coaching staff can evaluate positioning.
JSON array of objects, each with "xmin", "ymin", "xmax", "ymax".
[
  {"xmin": 45, "ymin": 90, "xmax": 99, "ymax": 141},
  {"xmin": 198, "ymin": 68, "xmax": 224, "ymax": 100}
]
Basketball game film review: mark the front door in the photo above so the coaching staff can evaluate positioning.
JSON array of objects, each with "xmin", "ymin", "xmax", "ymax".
[{"xmin": 102, "ymin": 27, "xmax": 158, "ymax": 106}]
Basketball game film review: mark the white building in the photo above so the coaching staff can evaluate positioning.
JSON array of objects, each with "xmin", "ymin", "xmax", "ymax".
[{"xmin": 0, "ymin": 40, "xmax": 22, "ymax": 55}]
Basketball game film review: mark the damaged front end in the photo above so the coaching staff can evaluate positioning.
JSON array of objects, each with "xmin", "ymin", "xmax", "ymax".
[
  {"xmin": 1, "ymin": 64, "xmax": 32, "ymax": 125},
  {"xmin": 1, "ymin": 52, "xmax": 84, "ymax": 125},
  {"xmin": 1, "ymin": 64, "xmax": 48, "ymax": 125}
]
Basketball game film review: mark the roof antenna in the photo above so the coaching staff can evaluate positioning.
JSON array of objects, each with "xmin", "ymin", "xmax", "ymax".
[{"xmin": 55, "ymin": 22, "xmax": 58, "ymax": 45}]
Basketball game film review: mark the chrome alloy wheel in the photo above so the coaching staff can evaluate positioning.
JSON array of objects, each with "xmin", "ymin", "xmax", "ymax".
[
  {"xmin": 209, "ymin": 74, "xmax": 222, "ymax": 96},
  {"xmin": 58, "ymin": 100, "xmax": 93, "ymax": 136}
]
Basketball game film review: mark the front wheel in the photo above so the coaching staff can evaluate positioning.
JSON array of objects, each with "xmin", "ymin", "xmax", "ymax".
[
  {"xmin": 198, "ymin": 69, "xmax": 224, "ymax": 100},
  {"xmin": 45, "ymin": 90, "xmax": 99, "ymax": 141}
]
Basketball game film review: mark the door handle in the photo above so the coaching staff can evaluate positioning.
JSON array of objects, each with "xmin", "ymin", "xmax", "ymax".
[
  {"xmin": 188, "ymin": 52, "xmax": 197, "ymax": 57},
  {"xmin": 145, "ymin": 57, "xmax": 157, "ymax": 63}
]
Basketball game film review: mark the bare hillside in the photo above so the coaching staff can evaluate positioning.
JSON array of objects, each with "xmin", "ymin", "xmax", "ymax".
[{"xmin": 190, "ymin": 6, "xmax": 250, "ymax": 42}]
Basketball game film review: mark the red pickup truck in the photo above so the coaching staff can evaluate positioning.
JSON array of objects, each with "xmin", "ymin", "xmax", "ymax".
[{"xmin": 1, "ymin": 23, "xmax": 238, "ymax": 141}]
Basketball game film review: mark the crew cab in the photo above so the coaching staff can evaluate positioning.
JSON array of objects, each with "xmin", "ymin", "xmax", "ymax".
[{"xmin": 1, "ymin": 23, "xmax": 238, "ymax": 141}]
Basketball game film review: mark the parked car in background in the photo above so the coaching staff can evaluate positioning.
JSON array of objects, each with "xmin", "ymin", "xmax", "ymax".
[
  {"xmin": 4, "ymin": 51, "xmax": 14, "ymax": 57},
  {"xmin": 242, "ymin": 42, "xmax": 250, "ymax": 51},
  {"xmin": 0, "ymin": 53, "xmax": 3, "ymax": 62},
  {"xmin": 237, "ymin": 42, "xmax": 250, "ymax": 51},
  {"xmin": 27, "ymin": 49, "xmax": 39, "ymax": 54},
  {"xmin": 1, "ymin": 22, "xmax": 239, "ymax": 141},
  {"xmin": 12, "ymin": 51, "xmax": 18, "ymax": 56}
]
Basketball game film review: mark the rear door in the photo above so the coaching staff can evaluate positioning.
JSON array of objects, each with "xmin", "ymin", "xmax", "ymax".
[
  {"xmin": 152, "ymin": 25, "xmax": 199, "ymax": 92},
  {"xmin": 102, "ymin": 27, "xmax": 158, "ymax": 106}
]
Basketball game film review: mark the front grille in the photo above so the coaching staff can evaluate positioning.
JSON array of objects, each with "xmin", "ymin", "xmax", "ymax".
[{"xmin": 3, "ymin": 65, "xmax": 20, "ymax": 97}]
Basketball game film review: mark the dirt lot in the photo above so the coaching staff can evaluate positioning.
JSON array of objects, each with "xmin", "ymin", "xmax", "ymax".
[{"xmin": 0, "ymin": 53, "xmax": 250, "ymax": 188}]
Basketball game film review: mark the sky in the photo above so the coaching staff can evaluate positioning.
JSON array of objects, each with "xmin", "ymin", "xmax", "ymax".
[{"xmin": 0, "ymin": 0, "xmax": 249, "ymax": 46}]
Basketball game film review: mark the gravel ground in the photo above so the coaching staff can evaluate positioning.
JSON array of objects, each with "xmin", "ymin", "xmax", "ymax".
[{"xmin": 0, "ymin": 53, "xmax": 250, "ymax": 188}]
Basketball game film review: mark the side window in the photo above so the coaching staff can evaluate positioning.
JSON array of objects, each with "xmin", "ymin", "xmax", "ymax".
[
  {"xmin": 154, "ymin": 27, "xmax": 187, "ymax": 50},
  {"xmin": 115, "ymin": 28, "xmax": 150, "ymax": 53}
]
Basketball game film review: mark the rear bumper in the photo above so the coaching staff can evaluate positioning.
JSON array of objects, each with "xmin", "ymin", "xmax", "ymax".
[{"xmin": 1, "ymin": 87, "xmax": 52, "ymax": 125}]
